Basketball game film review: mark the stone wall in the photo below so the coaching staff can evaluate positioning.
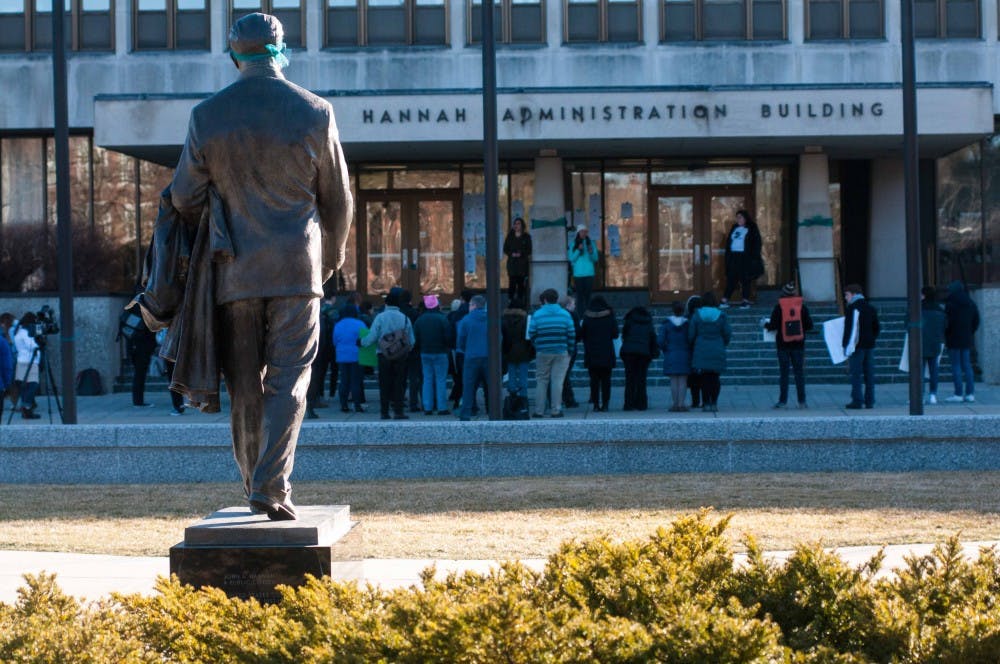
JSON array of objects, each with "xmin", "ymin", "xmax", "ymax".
[
  {"xmin": 973, "ymin": 286, "xmax": 999, "ymax": 384},
  {"xmin": 0, "ymin": 296, "xmax": 127, "ymax": 395}
]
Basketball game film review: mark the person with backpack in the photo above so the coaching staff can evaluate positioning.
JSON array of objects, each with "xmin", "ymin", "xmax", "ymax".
[
  {"xmin": 764, "ymin": 281, "xmax": 814, "ymax": 409},
  {"xmin": 361, "ymin": 290, "xmax": 415, "ymax": 420}
]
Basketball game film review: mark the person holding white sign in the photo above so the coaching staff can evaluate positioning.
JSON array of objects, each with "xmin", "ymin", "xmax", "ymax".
[{"xmin": 842, "ymin": 283, "xmax": 880, "ymax": 409}]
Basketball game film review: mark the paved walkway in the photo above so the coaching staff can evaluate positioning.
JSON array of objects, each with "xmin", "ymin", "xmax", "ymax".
[
  {"xmin": 3, "ymin": 381, "xmax": 996, "ymax": 425},
  {"xmin": 3, "ymin": 541, "xmax": 997, "ymax": 605}
]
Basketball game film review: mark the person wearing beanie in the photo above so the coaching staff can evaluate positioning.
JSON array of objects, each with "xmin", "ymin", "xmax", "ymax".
[
  {"xmin": 764, "ymin": 281, "xmax": 814, "ymax": 409},
  {"xmin": 168, "ymin": 12, "xmax": 353, "ymax": 520},
  {"xmin": 920, "ymin": 285, "xmax": 946, "ymax": 404},
  {"xmin": 414, "ymin": 294, "xmax": 453, "ymax": 415}
]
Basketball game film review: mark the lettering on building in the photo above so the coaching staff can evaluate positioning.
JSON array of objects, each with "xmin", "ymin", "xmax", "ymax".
[{"xmin": 760, "ymin": 102, "xmax": 884, "ymax": 119}]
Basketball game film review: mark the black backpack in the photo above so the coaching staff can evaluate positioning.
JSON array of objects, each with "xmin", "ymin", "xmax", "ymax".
[
  {"xmin": 502, "ymin": 392, "xmax": 530, "ymax": 420},
  {"xmin": 75, "ymin": 368, "xmax": 104, "ymax": 396}
]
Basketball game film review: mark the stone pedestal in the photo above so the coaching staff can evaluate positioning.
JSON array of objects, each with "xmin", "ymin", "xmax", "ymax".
[{"xmin": 170, "ymin": 505, "xmax": 361, "ymax": 603}]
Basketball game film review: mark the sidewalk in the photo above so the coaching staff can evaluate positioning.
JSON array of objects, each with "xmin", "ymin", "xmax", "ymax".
[
  {"xmin": 3, "ymin": 541, "xmax": 997, "ymax": 605},
  {"xmin": 4, "ymin": 381, "xmax": 996, "ymax": 425}
]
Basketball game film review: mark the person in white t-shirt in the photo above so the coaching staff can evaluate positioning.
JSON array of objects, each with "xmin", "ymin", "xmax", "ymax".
[{"xmin": 721, "ymin": 210, "xmax": 763, "ymax": 309}]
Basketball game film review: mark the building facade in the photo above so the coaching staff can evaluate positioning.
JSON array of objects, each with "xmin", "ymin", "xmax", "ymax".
[{"xmin": 0, "ymin": 0, "xmax": 998, "ymax": 307}]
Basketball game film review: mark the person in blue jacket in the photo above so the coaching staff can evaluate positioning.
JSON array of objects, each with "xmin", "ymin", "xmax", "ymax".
[
  {"xmin": 568, "ymin": 227, "xmax": 599, "ymax": 313},
  {"xmin": 658, "ymin": 301, "xmax": 691, "ymax": 412},
  {"xmin": 688, "ymin": 292, "xmax": 732, "ymax": 412},
  {"xmin": 333, "ymin": 304, "xmax": 368, "ymax": 413}
]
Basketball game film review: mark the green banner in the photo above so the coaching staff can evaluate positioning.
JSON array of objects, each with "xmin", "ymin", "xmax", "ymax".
[
  {"xmin": 531, "ymin": 216, "xmax": 566, "ymax": 230},
  {"xmin": 798, "ymin": 215, "xmax": 834, "ymax": 228}
]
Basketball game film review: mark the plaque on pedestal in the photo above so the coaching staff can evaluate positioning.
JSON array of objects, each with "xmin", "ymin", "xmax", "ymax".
[{"xmin": 170, "ymin": 505, "xmax": 361, "ymax": 603}]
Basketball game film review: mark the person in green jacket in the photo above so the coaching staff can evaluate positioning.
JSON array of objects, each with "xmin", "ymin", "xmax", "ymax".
[
  {"xmin": 688, "ymin": 291, "xmax": 732, "ymax": 413},
  {"xmin": 568, "ymin": 227, "xmax": 599, "ymax": 312}
]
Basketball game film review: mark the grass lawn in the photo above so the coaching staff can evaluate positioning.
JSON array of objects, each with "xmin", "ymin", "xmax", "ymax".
[{"xmin": 1, "ymin": 472, "xmax": 998, "ymax": 557}]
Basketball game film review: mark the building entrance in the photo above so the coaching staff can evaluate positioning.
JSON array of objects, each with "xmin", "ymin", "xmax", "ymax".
[
  {"xmin": 649, "ymin": 186, "xmax": 751, "ymax": 301},
  {"xmin": 361, "ymin": 192, "xmax": 460, "ymax": 299}
]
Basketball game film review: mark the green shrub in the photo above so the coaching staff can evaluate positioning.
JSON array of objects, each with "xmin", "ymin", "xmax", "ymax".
[{"xmin": 3, "ymin": 514, "xmax": 1000, "ymax": 663}]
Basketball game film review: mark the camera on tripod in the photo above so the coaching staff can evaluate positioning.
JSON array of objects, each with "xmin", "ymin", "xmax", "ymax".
[{"xmin": 25, "ymin": 305, "xmax": 60, "ymax": 340}]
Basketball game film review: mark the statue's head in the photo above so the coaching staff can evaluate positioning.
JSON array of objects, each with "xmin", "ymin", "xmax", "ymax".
[{"xmin": 229, "ymin": 13, "xmax": 288, "ymax": 70}]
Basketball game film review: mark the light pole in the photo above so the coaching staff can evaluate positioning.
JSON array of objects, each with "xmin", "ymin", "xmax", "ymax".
[
  {"xmin": 482, "ymin": 0, "xmax": 502, "ymax": 420},
  {"xmin": 53, "ymin": 0, "xmax": 77, "ymax": 424},
  {"xmin": 901, "ymin": 0, "xmax": 923, "ymax": 415}
]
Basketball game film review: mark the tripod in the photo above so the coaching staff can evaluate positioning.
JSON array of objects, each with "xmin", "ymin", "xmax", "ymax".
[{"xmin": 6, "ymin": 338, "xmax": 63, "ymax": 425}]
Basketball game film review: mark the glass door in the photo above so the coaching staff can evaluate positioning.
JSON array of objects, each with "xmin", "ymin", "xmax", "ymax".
[
  {"xmin": 650, "ymin": 187, "xmax": 750, "ymax": 300},
  {"xmin": 362, "ymin": 193, "xmax": 459, "ymax": 299}
]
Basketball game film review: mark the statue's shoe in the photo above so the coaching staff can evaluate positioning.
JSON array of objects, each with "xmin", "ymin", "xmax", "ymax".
[{"xmin": 249, "ymin": 495, "xmax": 299, "ymax": 521}]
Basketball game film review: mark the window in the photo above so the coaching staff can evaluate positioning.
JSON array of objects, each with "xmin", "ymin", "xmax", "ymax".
[
  {"xmin": 914, "ymin": 0, "xmax": 977, "ymax": 38},
  {"xmin": 662, "ymin": 0, "xmax": 784, "ymax": 40},
  {"xmin": 806, "ymin": 0, "xmax": 882, "ymax": 39},
  {"xmin": 468, "ymin": 0, "xmax": 544, "ymax": 44},
  {"xmin": 326, "ymin": 0, "xmax": 447, "ymax": 47},
  {"xmin": 134, "ymin": 0, "xmax": 208, "ymax": 50},
  {"xmin": 565, "ymin": 0, "xmax": 640, "ymax": 43},
  {"xmin": 0, "ymin": 0, "xmax": 112, "ymax": 51},
  {"xmin": 233, "ymin": 0, "xmax": 302, "ymax": 48}
]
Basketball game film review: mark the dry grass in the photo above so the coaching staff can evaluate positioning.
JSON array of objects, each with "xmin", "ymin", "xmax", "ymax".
[{"xmin": 1, "ymin": 472, "xmax": 999, "ymax": 558}]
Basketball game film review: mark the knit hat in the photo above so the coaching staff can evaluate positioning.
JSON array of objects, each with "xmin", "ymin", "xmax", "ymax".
[
  {"xmin": 228, "ymin": 13, "xmax": 288, "ymax": 67},
  {"xmin": 423, "ymin": 294, "xmax": 439, "ymax": 310},
  {"xmin": 782, "ymin": 281, "xmax": 797, "ymax": 297}
]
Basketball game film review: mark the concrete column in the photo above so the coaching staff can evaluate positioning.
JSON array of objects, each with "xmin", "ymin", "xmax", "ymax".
[
  {"xmin": 796, "ymin": 152, "xmax": 837, "ymax": 302},
  {"xmin": 868, "ymin": 158, "xmax": 906, "ymax": 297},
  {"xmin": 529, "ymin": 155, "xmax": 567, "ymax": 305},
  {"xmin": 973, "ymin": 287, "xmax": 999, "ymax": 384}
]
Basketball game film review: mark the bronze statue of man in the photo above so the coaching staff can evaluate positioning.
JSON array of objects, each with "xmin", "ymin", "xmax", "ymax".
[{"xmin": 170, "ymin": 12, "xmax": 353, "ymax": 520}]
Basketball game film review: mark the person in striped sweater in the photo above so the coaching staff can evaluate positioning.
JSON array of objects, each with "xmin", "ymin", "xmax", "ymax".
[{"xmin": 528, "ymin": 288, "xmax": 576, "ymax": 418}]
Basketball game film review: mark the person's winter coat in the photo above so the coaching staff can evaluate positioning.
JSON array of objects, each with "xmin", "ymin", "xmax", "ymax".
[
  {"xmin": 457, "ymin": 308, "xmax": 489, "ymax": 360},
  {"xmin": 723, "ymin": 221, "xmax": 764, "ymax": 279},
  {"xmin": 501, "ymin": 308, "xmax": 534, "ymax": 364},
  {"xmin": 688, "ymin": 306, "xmax": 731, "ymax": 373},
  {"xmin": 333, "ymin": 315, "xmax": 366, "ymax": 363},
  {"xmin": 503, "ymin": 232, "xmax": 532, "ymax": 277},
  {"xmin": 568, "ymin": 236, "xmax": 599, "ymax": 278},
  {"xmin": 944, "ymin": 281, "xmax": 980, "ymax": 350},
  {"xmin": 842, "ymin": 295, "xmax": 879, "ymax": 350},
  {"xmin": 0, "ymin": 334, "xmax": 13, "ymax": 391},
  {"xmin": 620, "ymin": 307, "xmax": 658, "ymax": 358},
  {"xmin": 581, "ymin": 306, "xmax": 619, "ymax": 369},
  {"xmin": 413, "ymin": 308, "xmax": 453, "ymax": 355},
  {"xmin": 921, "ymin": 300, "xmax": 946, "ymax": 359},
  {"xmin": 658, "ymin": 316, "xmax": 691, "ymax": 376}
]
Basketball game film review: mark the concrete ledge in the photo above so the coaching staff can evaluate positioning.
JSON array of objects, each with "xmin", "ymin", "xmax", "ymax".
[{"xmin": 1, "ymin": 415, "xmax": 999, "ymax": 483}]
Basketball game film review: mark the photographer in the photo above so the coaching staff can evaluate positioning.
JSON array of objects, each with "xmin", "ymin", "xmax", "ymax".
[
  {"xmin": 568, "ymin": 227, "xmax": 599, "ymax": 313},
  {"xmin": 12, "ymin": 312, "xmax": 40, "ymax": 419}
]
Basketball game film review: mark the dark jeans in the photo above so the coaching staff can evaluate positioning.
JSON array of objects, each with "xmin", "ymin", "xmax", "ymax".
[
  {"xmin": 587, "ymin": 366, "xmax": 612, "ymax": 408},
  {"xmin": 562, "ymin": 347, "xmax": 578, "ymax": 405},
  {"xmin": 377, "ymin": 354, "xmax": 408, "ymax": 416},
  {"xmin": 338, "ymin": 362, "xmax": 364, "ymax": 408},
  {"xmin": 948, "ymin": 348, "xmax": 974, "ymax": 396},
  {"xmin": 461, "ymin": 356, "xmax": 488, "ymax": 418},
  {"xmin": 508, "ymin": 274, "xmax": 528, "ymax": 303},
  {"xmin": 688, "ymin": 372, "xmax": 702, "ymax": 407},
  {"xmin": 848, "ymin": 347, "xmax": 875, "ymax": 407},
  {"xmin": 723, "ymin": 252, "xmax": 753, "ymax": 302},
  {"xmin": 449, "ymin": 352, "xmax": 464, "ymax": 405},
  {"xmin": 700, "ymin": 371, "xmax": 721, "ymax": 405},
  {"xmin": 923, "ymin": 356, "xmax": 939, "ymax": 394},
  {"xmin": 307, "ymin": 340, "xmax": 333, "ymax": 404},
  {"xmin": 404, "ymin": 352, "xmax": 423, "ymax": 411},
  {"xmin": 622, "ymin": 353, "xmax": 651, "ymax": 410},
  {"xmin": 573, "ymin": 276, "xmax": 594, "ymax": 313},
  {"xmin": 130, "ymin": 347, "xmax": 153, "ymax": 406},
  {"xmin": 776, "ymin": 348, "xmax": 806, "ymax": 405}
]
